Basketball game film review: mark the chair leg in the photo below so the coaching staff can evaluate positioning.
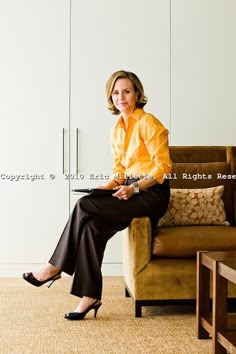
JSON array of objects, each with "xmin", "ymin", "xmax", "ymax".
[
  {"xmin": 135, "ymin": 301, "xmax": 142, "ymax": 317},
  {"xmin": 125, "ymin": 287, "xmax": 131, "ymax": 297}
]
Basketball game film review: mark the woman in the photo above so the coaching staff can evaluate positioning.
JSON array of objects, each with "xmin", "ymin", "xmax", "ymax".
[{"xmin": 23, "ymin": 70, "xmax": 172, "ymax": 320}]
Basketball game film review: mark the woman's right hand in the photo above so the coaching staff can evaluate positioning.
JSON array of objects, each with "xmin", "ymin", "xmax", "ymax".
[{"xmin": 111, "ymin": 185, "xmax": 135, "ymax": 200}]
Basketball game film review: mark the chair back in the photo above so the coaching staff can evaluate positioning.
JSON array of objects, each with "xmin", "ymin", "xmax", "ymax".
[{"xmin": 168, "ymin": 146, "xmax": 236, "ymax": 225}]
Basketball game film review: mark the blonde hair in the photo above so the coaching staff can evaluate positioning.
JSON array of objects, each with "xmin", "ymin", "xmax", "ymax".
[{"xmin": 106, "ymin": 70, "xmax": 148, "ymax": 115}]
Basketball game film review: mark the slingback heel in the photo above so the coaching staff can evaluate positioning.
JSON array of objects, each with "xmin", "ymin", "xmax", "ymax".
[
  {"xmin": 22, "ymin": 271, "xmax": 61, "ymax": 288},
  {"xmin": 64, "ymin": 300, "xmax": 102, "ymax": 321}
]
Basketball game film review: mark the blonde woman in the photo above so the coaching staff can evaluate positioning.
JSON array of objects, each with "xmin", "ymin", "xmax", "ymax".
[{"xmin": 23, "ymin": 70, "xmax": 172, "ymax": 320}]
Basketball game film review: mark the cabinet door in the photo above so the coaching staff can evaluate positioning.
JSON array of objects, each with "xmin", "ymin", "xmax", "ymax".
[
  {"xmin": 0, "ymin": 0, "xmax": 70, "ymax": 275},
  {"xmin": 171, "ymin": 0, "xmax": 236, "ymax": 145},
  {"xmin": 70, "ymin": 0, "xmax": 170, "ymax": 274}
]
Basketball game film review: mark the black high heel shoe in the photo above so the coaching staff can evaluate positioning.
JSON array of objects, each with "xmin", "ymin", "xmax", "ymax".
[
  {"xmin": 22, "ymin": 271, "xmax": 61, "ymax": 288},
  {"xmin": 64, "ymin": 300, "xmax": 102, "ymax": 320}
]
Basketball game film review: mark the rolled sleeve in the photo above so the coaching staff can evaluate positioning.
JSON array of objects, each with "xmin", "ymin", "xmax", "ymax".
[{"xmin": 142, "ymin": 116, "xmax": 172, "ymax": 184}]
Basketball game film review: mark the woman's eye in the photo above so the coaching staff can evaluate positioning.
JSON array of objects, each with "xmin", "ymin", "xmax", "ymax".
[{"xmin": 125, "ymin": 90, "xmax": 130, "ymax": 94}]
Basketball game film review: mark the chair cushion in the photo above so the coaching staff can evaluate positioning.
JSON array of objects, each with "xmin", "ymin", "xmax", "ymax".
[
  {"xmin": 158, "ymin": 185, "xmax": 229, "ymax": 227},
  {"xmin": 153, "ymin": 225, "xmax": 236, "ymax": 257}
]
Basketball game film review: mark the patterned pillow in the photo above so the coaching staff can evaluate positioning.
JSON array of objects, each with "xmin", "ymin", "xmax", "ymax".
[{"xmin": 158, "ymin": 185, "xmax": 229, "ymax": 227}]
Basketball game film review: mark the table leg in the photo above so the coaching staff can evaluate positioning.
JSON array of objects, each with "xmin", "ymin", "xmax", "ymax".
[
  {"xmin": 197, "ymin": 251, "xmax": 211, "ymax": 339},
  {"xmin": 212, "ymin": 261, "xmax": 227, "ymax": 354}
]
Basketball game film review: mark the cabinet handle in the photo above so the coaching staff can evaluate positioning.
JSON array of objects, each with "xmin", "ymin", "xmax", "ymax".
[
  {"xmin": 76, "ymin": 128, "xmax": 79, "ymax": 175},
  {"xmin": 62, "ymin": 128, "xmax": 65, "ymax": 174}
]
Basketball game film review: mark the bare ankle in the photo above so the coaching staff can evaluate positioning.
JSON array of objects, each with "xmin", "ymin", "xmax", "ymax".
[
  {"xmin": 33, "ymin": 264, "xmax": 60, "ymax": 281},
  {"xmin": 75, "ymin": 297, "xmax": 99, "ymax": 313}
]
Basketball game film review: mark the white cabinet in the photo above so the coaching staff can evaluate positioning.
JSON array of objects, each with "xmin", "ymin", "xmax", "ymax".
[
  {"xmin": 2, "ymin": 0, "xmax": 235, "ymax": 276},
  {"xmin": 171, "ymin": 0, "xmax": 236, "ymax": 145},
  {"xmin": 0, "ymin": 0, "xmax": 170, "ymax": 276},
  {"xmin": 0, "ymin": 0, "xmax": 70, "ymax": 274}
]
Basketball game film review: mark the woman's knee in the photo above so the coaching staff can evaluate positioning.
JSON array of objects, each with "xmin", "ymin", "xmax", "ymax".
[{"xmin": 75, "ymin": 196, "xmax": 89, "ymax": 212}]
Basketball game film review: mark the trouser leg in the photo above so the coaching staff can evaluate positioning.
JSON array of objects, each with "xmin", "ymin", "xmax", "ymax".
[
  {"xmin": 49, "ymin": 181, "xmax": 170, "ymax": 299},
  {"xmin": 49, "ymin": 197, "xmax": 131, "ymax": 299},
  {"xmin": 49, "ymin": 192, "xmax": 145, "ymax": 275},
  {"xmin": 70, "ymin": 218, "xmax": 116, "ymax": 299},
  {"xmin": 49, "ymin": 199, "xmax": 88, "ymax": 275}
]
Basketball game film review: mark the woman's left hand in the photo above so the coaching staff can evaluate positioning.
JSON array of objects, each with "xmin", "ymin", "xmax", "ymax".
[{"xmin": 112, "ymin": 185, "xmax": 135, "ymax": 200}]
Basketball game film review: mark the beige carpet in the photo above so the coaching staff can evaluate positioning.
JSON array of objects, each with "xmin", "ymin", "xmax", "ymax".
[{"xmin": 0, "ymin": 276, "xmax": 211, "ymax": 354}]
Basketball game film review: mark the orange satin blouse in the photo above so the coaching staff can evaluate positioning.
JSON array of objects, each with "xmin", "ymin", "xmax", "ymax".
[{"xmin": 110, "ymin": 108, "xmax": 172, "ymax": 184}]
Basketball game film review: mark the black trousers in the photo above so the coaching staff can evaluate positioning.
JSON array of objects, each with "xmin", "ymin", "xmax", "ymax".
[{"xmin": 49, "ymin": 179, "xmax": 170, "ymax": 300}]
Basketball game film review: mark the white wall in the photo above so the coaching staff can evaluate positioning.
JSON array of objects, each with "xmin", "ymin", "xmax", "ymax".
[
  {"xmin": 0, "ymin": 0, "xmax": 235, "ymax": 277},
  {"xmin": 170, "ymin": 0, "xmax": 236, "ymax": 145}
]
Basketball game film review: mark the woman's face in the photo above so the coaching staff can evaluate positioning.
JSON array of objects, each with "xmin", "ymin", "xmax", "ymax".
[{"xmin": 111, "ymin": 78, "xmax": 137, "ymax": 116}]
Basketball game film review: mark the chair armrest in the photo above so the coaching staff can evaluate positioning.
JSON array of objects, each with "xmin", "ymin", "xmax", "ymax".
[
  {"xmin": 232, "ymin": 147, "xmax": 236, "ymax": 225},
  {"xmin": 227, "ymin": 146, "xmax": 236, "ymax": 225},
  {"xmin": 123, "ymin": 216, "xmax": 152, "ymax": 276}
]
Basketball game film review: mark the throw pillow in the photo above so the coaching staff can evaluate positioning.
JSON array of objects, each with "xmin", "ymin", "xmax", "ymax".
[{"xmin": 158, "ymin": 185, "xmax": 229, "ymax": 227}]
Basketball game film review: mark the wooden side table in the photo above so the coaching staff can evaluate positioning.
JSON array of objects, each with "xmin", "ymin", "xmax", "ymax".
[{"xmin": 196, "ymin": 251, "xmax": 236, "ymax": 354}]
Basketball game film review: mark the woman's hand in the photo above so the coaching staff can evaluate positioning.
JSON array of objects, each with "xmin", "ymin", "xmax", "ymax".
[
  {"xmin": 112, "ymin": 185, "xmax": 135, "ymax": 200},
  {"xmin": 96, "ymin": 184, "xmax": 135, "ymax": 200}
]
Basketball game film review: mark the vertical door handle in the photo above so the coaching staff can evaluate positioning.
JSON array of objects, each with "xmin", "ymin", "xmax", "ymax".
[
  {"xmin": 76, "ymin": 128, "xmax": 79, "ymax": 175},
  {"xmin": 62, "ymin": 128, "xmax": 65, "ymax": 174}
]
